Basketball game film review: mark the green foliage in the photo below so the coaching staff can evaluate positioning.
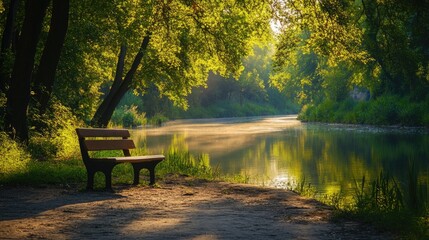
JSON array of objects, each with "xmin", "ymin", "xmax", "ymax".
[
  {"xmin": 320, "ymin": 64, "xmax": 352, "ymax": 101},
  {"xmin": 171, "ymin": 100, "xmax": 296, "ymax": 119},
  {"xmin": 294, "ymin": 176, "xmax": 317, "ymax": 198},
  {"xmin": 148, "ymin": 113, "xmax": 169, "ymax": 126},
  {"xmin": 0, "ymin": 158, "xmax": 87, "ymax": 186},
  {"xmin": 345, "ymin": 170, "xmax": 429, "ymax": 239},
  {"xmin": 288, "ymin": 170, "xmax": 429, "ymax": 239},
  {"xmin": 299, "ymin": 96, "xmax": 429, "ymax": 126},
  {"xmin": 140, "ymin": 45, "xmax": 298, "ymax": 120},
  {"xmin": 47, "ymin": 0, "xmax": 274, "ymax": 124},
  {"xmin": 0, "ymin": 147, "xmax": 220, "ymax": 187},
  {"xmin": 354, "ymin": 173, "xmax": 404, "ymax": 213},
  {"xmin": 111, "ymin": 105, "xmax": 146, "ymax": 128},
  {"xmin": 272, "ymin": 0, "xmax": 429, "ymax": 121},
  {"xmin": 158, "ymin": 148, "xmax": 219, "ymax": 179},
  {"xmin": 365, "ymin": 95, "xmax": 400, "ymax": 125},
  {"xmin": 0, "ymin": 132, "xmax": 30, "ymax": 178},
  {"xmin": 28, "ymin": 137, "xmax": 58, "ymax": 161},
  {"xmin": 29, "ymin": 101, "xmax": 81, "ymax": 160}
]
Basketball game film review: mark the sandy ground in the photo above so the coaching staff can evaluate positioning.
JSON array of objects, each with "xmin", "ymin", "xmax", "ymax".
[{"xmin": 0, "ymin": 175, "xmax": 395, "ymax": 240}]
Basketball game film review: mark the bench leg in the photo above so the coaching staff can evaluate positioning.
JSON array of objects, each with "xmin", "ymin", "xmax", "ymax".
[
  {"xmin": 148, "ymin": 165, "xmax": 156, "ymax": 186},
  {"xmin": 104, "ymin": 170, "xmax": 113, "ymax": 190},
  {"xmin": 103, "ymin": 165, "xmax": 116, "ymax": 191},
  {"xmin": 132, "ymin": 165, "xmax": 141, "ymax": 185},
  {"xmin": 86, "ymin": 169, "xmax": 95, "ymax": 190}
]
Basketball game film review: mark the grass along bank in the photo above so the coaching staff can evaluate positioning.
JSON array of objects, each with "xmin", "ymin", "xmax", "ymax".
[
  {"xmin": 291, "ymin": 169, "xmax": 429, "ymax": 240},
  {"xmin": 0, "ymin": 148, "xmax": 221, "ymax": 189}
]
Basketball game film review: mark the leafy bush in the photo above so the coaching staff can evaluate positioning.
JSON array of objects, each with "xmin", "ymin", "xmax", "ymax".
[
  {"xmin": 149, "ymin": 113, "xmax": 169, "ymax": 126},
  {"xmin": 366, "ymin": 95, "xmax": 400, "ymax": 125},
  {"xmin": 299, "ymin": 95, "xmax": 428, "ymax": 126},
  {"xmin": 299, "ymin": 100, "xmax": 338, "ymax": 122},
  {"xmin": 298, "ymin": 104, "xmax": 315, "ymax": 121},
  {"xmin": 398, "ymin": 101, "xmax": 422, "ymax": 126},
  {"xmin": 0, "ymin": 132, "xmax": 30, "ymax": 178},
  {"xmin": 29, "ymin": 101, "xmax": 81, "ymax": 160},
  {"xmin": 28, "ymin": 137, "xmax": 58, "ymax": 161},
  {"xmin": 111, "ymin": 105, "xmax": 147, "ymax": 128}
]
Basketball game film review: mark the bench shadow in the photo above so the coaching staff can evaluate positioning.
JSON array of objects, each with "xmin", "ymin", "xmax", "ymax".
[{"xmin": 0, "ymin": 186, "xmax": 125, "ymax": 221}]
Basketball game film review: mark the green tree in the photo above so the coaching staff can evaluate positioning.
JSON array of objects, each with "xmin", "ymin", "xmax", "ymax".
[
  {"xmin": 90, "ymin": 0, "xmax": 273, "ymax": 127},
  {"xmin": 271, "ymin": 0, "xmax": 429, "ymax": 107}
]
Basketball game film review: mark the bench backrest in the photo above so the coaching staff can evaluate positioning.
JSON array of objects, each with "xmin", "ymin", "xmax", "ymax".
[{"xmin": 76, "ymin": 128, "xmax": 135, "ymax": 159}]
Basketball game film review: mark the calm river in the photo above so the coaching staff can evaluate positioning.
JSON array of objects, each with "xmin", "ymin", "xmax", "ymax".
[{"xmin": 131, "ymin": 115, "xmax": 429, "ymax": 195}]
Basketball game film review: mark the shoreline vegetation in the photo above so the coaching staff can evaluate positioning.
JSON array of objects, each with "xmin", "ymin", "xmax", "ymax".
[{"xmin": 298, "ymin": 95, "xmax": 429, "ymax": 128}]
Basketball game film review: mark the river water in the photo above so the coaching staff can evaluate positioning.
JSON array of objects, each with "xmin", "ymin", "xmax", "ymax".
[{"xmin": 131, "ymin": 115, "xmax": 429, "ymax": 195}]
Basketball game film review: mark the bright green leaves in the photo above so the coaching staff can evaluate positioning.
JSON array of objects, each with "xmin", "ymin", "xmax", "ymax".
[
  {"xmin": 131, "ymin": 0, "xmax": 273, "ymax": 108},
  {"xmin": 53, "ymin": 0, "xmax": 274, "ymax": 119},
  {"xmin": 273, "ymin": 0, "xmax": 367, "ymax": 65},
  {"xmin": 271, "ymin": 0, "xmax": 429, "ymax": 107}
]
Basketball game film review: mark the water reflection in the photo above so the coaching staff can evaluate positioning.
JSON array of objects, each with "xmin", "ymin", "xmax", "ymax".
[{"xmin": 131, "ymin": 116, "xmax": 429, "ymax": 194}]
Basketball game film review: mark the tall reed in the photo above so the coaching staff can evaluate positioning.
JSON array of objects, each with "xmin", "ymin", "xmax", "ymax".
[
  {"xmin": 349, "ymin": 169, "xmax": 428, "ymax": 239},
  {"xmin": 354, "ymin": 171, "xmax": 403, "ymax": 213}
]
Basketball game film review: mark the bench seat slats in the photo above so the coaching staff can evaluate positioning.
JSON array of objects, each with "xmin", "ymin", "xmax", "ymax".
[
  {"xmin": 76, "ymin": 128, "xmax": 130, "ymax": 138},
  {"xmin": 84, "ymin": 139, "xmax": 135, "ymax": 151},
  {"xmin": 93, "ymin": 155, "xmax": 165, "ymax": 163}
]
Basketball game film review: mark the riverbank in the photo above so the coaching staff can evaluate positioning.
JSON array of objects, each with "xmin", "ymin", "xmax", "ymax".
[{"xmin": 0, "ymin": 174, "xmax": 395, "ymax": 240}]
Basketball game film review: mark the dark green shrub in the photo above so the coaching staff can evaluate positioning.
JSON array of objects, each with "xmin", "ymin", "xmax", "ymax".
[
  {"xmin": 398, "ymin": 101, "xmax": 422, "ymax": 126},
  {"xmin": 366, "ymin": 95, "xmax": 400, "ymax": 125},
  {"xmin": 112, "ymin": 105, "xmax": 146, "ymax": 128},
  {"xmin": 29, "ymin": 101, "xmax": 81, "ymax": 160},
  {"xmin": 122, "ymin": 111, "xmax": 135, "ymax": 128},
  {"xmin": 149, "ymin": 113, "xmax": 169, "ymax": 126},
  {"xmin": 298, "ymin": 104, "xmax": 316, "ymax": 121},
  {"xmin": 314, "ymin": 99, "xmax": 337, "ymax": 122},
  {"xmin": 353, "ymin": 101, "xmax": 370, "ymax": 124},
  {"xmin": 28, "ymin": 137, "xmax": 58, "ymax": 161}
]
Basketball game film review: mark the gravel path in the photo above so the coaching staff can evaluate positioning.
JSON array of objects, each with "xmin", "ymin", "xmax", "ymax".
[{"xmin": 0, "ymin": 175, "xmax": 394, "ymax": 240}]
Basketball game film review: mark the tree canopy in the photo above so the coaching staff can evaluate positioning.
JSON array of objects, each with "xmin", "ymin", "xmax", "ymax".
[{"xmin": 271, "ymin": 0, "xmax": 429, "ymax": 104}]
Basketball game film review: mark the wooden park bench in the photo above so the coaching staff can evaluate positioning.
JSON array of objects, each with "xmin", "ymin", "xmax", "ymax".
[{"xmin": 76, "ymin": 128, "xmax": 165, "ymax": 190}]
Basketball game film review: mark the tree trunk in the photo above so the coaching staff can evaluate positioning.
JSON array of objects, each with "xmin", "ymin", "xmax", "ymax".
[
  {"xmin": 0, "ymin": 0, "xmax": 19, "ymax": 94},
  {"xmin": 90, "ymin": 44, "xmax": 127, "ymax": 127},
  {"xmin": 4, "ymin": 0, "xmax": 50, "ymax": 143},
  {"xmin": 33, "ymin": 0, "xmax": 69, "ymax": 114},
  {"xmin": 91, "ymin": 34, "xmax": 151, "ymax": 128}
]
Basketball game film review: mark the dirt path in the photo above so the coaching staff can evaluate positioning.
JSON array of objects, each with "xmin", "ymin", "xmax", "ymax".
[{"xmin": 0, "ymin": 175, "xmax": 394, "ymax": 240}]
